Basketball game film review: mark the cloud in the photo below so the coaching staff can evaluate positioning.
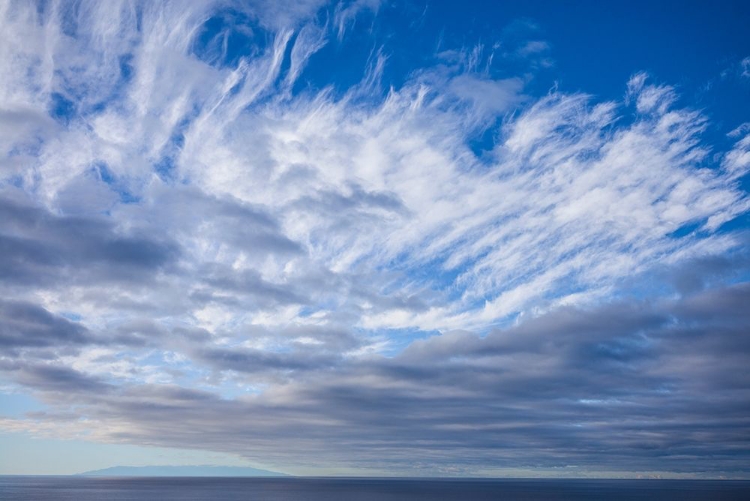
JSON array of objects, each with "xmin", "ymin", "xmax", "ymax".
[
  {"xmin": 0, "ymin": 0, "xmax": 749, "ymax": 477},
  {"xmin": 723, "ymin": 126, "xmax": 750, "ymax": 181},
  {"xmin": 12, "ymin": 363, "xmax": 114, "ymax": 395},
  {"xmin": 0, "ymin": 188, "xmax": 179, "ymax": 287},
  {"xmin": 3, "ymin": 1, "xmax": 744, "ymax": 332},
  {"xmin": 3, "ymin": 280, "xmax": 749, "ymax": 476},
  {"xmin": 0, "ymin": 300, "xmax": 92, "ymax": 349},
  {"xmin": 720, "ymin": 56, "xmax": 750, "ymax": 81}
]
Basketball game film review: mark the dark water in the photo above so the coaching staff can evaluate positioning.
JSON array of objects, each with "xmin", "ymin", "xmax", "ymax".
[{"xmin": 1, "ymin": 476, "xmax": 749, "ymax": 501}]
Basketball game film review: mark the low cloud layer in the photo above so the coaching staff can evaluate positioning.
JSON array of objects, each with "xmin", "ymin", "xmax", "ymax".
[
  {"xmin": 1, "ymin": 0, "xmax": 749, "ymax": 477},
  {"xmin": 3, "ymin": 280, "xmax": 749, "ymax": 476}
]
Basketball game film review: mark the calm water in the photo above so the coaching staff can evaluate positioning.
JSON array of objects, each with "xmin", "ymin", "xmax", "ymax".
[{"xmin": 1, "ymin": 477, "xmax": 749, "ymax": 501}]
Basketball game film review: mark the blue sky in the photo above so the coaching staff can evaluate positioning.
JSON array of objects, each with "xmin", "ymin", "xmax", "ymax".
[{"xmin": 0, "ymin": 0, "xmax": 749, "ymax": 477}]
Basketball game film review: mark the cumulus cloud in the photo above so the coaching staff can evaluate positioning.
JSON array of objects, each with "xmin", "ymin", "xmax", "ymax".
[{"xmin": 0, "ymin": 0, "xmax": 749, "ymax": 476}]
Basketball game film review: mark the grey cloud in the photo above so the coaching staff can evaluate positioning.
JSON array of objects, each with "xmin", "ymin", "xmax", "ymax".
[
  {"xmin": 0, "ymin": 184, "xmax": 311, "ymax": 338},
  {"xmin": 674, "ymin": 281, "xmax": 750, "ymax": 324},
  {"xmin": 13, "ymin": 363, "xmax": 113, "ymax": 395},
  {"xmin": 53, "ymin": 173, "xmax": 120, "ymax": 215},
  {"xmin": 0, "ymin": 107, "xmax": 59, "ymax": 175},
  {"xmin": 195, "ymin": 345, "xmax": 340, "ymax": 375},
  {"xmin": 0, "ymin": 189, "xmax": 179, "ymax": 287},
  {"xmin": 286, "ymin": 183, "xmax": 409, "ymax": 232},
  {"xmin": 655, "ymin": 247, "xmax": 750, "ymax": 295},
  {"xmin": 227, "ymin": 323, "xmax": 363, "ymax": 353},
  {"xmin": 124, "ymin": 185, "xmax": 304, "ymax": 257},
  {"xmin": 109, "ymin": 319, "xmax": 170, "ymax": 348},
  {"xmin": 0, "ymin": 300, "xmax": 92, "ymax": 349},
  {"xmin": 7, "ymin": 281, "xmax": 749, "ymax": 475},
  {"xmin": 107, "ymin": 319, "xmax": 214, "ymax": 348},
  {"xmin": 197, "ymin": 265, "xmax": 307, "ymax": 307}
]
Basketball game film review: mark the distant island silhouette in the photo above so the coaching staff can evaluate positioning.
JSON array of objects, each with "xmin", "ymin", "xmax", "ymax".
[{"xmin": 77, "ymin": 465, "xmax": 287, "ymax": 477}]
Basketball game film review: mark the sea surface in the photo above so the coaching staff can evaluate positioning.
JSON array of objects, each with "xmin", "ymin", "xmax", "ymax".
[{"xmin": 1, "ymin": 476, "xmax": 750, "ymax": 501}]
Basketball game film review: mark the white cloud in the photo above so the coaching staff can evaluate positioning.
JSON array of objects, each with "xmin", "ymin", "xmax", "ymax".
[{"xmin": 1, "ymin": 0, "xmax": 747, "ymax": 338}]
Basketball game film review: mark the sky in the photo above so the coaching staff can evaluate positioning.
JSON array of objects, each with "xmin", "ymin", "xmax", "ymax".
[{"xmin": 0, "ymin": 0, "xmax": 749, "ymax": 478}]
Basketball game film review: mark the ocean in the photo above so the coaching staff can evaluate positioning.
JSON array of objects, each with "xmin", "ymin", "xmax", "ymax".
[{"xmin": 1, "ymin": 477, "xmax": 749, "ymax": 500}]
